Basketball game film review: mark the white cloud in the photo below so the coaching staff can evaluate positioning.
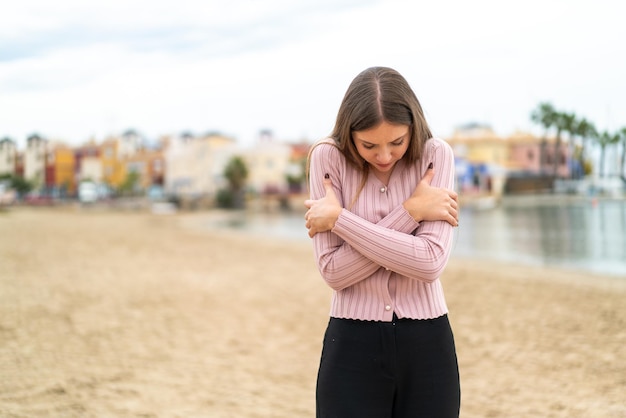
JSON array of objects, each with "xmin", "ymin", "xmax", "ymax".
[{"xmin": 1, "ymin": 0, "xmax": 625, "ymax": 148}]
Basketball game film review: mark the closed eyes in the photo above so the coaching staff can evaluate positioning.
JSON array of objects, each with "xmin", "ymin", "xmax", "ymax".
[{"xmin": 362, "ymin": 139, "xmax": 405, "ymax": 150}]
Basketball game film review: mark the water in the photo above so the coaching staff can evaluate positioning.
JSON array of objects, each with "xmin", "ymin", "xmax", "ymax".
[
  {"xmin": 207, "ymin": 199, "xmax": 626, "ymax": 277},
  {"xmin": 452, "ymin": 199, "xmax": 626, "ymax": 277}
]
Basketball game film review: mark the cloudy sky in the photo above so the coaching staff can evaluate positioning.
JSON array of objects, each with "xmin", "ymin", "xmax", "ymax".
[{"xmin": 1, "ymin": 0, "xmax": 624, "ymax": 148}]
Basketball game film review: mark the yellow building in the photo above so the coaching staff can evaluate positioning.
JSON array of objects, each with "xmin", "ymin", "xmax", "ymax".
[
  {"xmin": 445, "ymin": 124, "xmax": 511, "ymax": 198},
  {"xmin": 101, "ymin": 138, "xmax": 125, "ymax": 189},
  {"xmin": 124, "ymin": 148, "xmax": 165, "ymax": 192},
  {"xmin": 446, "ymin": 124, "xmax": 510, "ymax": 168},
  {"xmin": 48, "ymin": 144, "xmax": 76, "ymax": 195}
]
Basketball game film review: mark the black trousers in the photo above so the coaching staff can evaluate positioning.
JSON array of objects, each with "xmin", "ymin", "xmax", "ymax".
[{"xmin": 316, "ymin": 314, "xmax": 460, "ymax": 418}]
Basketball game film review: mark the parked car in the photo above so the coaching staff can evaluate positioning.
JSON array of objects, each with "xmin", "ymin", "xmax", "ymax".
[{"xmin": 78, "ymin": 181, "xmax": 98, "ymax": 204}]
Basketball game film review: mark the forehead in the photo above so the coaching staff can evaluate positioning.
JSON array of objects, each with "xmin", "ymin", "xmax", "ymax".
[{"xmin": 352, "ymin": 121, "xmax": 409, "ymax": 143}]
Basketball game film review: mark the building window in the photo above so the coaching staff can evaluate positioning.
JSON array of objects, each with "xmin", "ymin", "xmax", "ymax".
[{"xmin": 527, "ymin": 150, "xmax": 534, "ymax": 161}]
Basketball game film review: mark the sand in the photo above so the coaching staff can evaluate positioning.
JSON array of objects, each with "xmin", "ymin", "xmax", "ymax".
[{"xmin": 0, "ymin": 207, "xmax": 624, "ymax": 418}]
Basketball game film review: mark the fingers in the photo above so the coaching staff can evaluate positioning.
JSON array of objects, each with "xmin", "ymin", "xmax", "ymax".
[
  {"xmin": 323, "ymin": 176, "xmax": 333, "ymax": 195},
  {"xmin": 446, "ymin": 217, "xmax": 459, "ymax": 227},
  {"xmin": 449, "ymin": 196, "xmax": 459, "ymax": 210},
  {"xmin": 421, "ymin": 163, "xmax": 435, "ymax": 185},
  {"xmin": 450, "ymin": 206, "xmax": 459, "ymax": 226},
  {"xmin": 444, "ymin": 208, "xmax": 459, "ymax": 227},
  {"xmin": 304, "ymin": 209, "xmax": 318, "ymax": 237}
]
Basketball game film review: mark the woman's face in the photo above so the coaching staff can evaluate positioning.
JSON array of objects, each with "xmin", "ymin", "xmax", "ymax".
[{"xmin": 352, "ymin": 121, "xmax": 410, "ymax": 177}]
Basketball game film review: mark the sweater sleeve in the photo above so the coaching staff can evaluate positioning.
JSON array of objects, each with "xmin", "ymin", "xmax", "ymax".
[
  {"xmin": 309, "ymin": 139, "xmax": 456, "ymax": 290},
  {"xmin": 309, "ymin": 143, "xmax": 420, "ymax": 290}
]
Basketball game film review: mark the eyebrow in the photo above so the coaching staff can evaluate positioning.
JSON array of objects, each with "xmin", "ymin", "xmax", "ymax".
[{"xmin": 357, "ymin": 133, "xmax": 407, "ymax": 146}]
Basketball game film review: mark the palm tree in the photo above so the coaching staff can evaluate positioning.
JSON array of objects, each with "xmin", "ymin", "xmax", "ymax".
[
  {"xmin": 595, "ymin": 130, "xmax": 620, "ymax": 178},
  {"xmin": 560, "ymin": 112, "xmax": 577, "ymax": 179},
  {"xmin": 531, "ymin": 102, "xmax": 557, "ymax": 175},
  {"xmin": 572, "ymin": 118, "xmax": 596, "ymax": 178},
  {"xmin": 223, "ymin": 156, "xmax": 249, "ymax": 208},
  {"xmin": 619, "ymin": 127, "xmax": 626, "ymax": 183}
]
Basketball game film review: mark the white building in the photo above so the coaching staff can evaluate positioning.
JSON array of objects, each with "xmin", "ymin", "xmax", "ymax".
[
  {"xmin": 164, "ymin": 133, "xmax": 238, "ymax": 197},
  {"xmin": 24, "ymin": 135, "xmax": 47, "ymax": 188},
  {"xmin": 0, "ymin": 138, "xmax": 17, "ymax": 176},
  {"xmin": 242, "ymin": 138, "xmax": 292, "ymax": 195}
]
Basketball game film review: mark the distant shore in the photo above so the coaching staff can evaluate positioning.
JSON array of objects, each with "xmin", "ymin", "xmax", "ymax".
[
  {"xmin": 1, "ymin": 208, "xmax": 625, "ymax": 417},
  {"xmin": 459, "ymin": 191, "xmax": 625, "ymax": 209}
]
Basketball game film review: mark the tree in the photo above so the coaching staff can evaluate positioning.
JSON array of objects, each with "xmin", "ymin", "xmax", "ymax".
[
  {"xmin": 530, "ymin": 102, "xmax": 557, "ymax": 174},
  {"xmin": 594, "ymin": 130, "xmax": 620, "ymax": 178},
  {"xmin": 571, "ymin": 118, "xmax": 596, "ymax": 178},
  {"xmin": 559, "ymin": 112, "xmax": 578, "ymax": 178},
  {"xmin": 619, "ymin": 127, "xmax": 626, "ymax": 183},
  {"xmin": 221, "ymin": 156, "xmax": 249, "ymax": 208},
  {"xmin": 550, "ymin": 111, "xmax": 573, "ymax": 178},
  {"xmin": 224, "ymin": 156, "xmax": 248, "ymax": 192},
  {"xmin": 119, "ymin": 171, "xmax": 140, "ymax": 195},
  {"xmin": 0, "ymin": 174, "xmax": 33, "ymax": 196}
]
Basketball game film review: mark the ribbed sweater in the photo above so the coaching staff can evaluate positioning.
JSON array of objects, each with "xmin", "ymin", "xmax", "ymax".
[{"xmin": 309, "ymin": 137, "xmax": 456, "ymax": 322}]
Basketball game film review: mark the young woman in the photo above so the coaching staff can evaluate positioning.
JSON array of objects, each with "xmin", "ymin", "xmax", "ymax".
[{"xmin": 304, "ymin": 67, "xmax": 461, "ymax": 418}]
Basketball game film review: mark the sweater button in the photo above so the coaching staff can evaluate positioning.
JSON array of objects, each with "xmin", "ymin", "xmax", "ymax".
[
  {"xmin": 385, "ymin": 305, "xmax": 391, "ymax": 311},
  {"xmin": 380, "ymin": 186, "xmax": 387, "ymax": 193}
]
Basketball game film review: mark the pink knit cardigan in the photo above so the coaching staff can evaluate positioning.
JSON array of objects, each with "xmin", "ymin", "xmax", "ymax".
[{"xmin": 309, "ymin": 137, "xmax": 456, "ymax": 321}]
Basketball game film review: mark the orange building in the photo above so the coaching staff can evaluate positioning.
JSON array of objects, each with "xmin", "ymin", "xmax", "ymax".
[
  {"xmin": 44, "ymin": 143, "xmax": 76, "ymax": 196},
  {"xmin": 125, "ymin": 148, "xmax": 165, "ymax": 191},
  {"xmin": 101, "ymin": 138, "xmax": 125, "ymax": 189}
]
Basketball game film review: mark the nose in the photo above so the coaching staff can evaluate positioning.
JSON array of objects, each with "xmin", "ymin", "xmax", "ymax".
[{"xmin": 377, "ymin": 148, "xmax": 392, "ymax": 164}]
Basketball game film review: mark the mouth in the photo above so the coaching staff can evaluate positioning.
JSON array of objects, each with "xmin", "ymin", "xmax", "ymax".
[{"xmin": 375, "ymin": 163, "xmax": 394, "ymax": 171}]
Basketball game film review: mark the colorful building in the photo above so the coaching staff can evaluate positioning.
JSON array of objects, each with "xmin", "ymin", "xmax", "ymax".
[
  {"xmin": 45, "ymin": 143, "xmax": 76, "ymax": 196},
  {"xmin": 446, "ymin": 125, "xmax": 509, "ymax": 197},
  {"xmin": 24, "ymin": 135, "xmax": 47, "ymax": 190},
  {"xmin": 0, "ymin": 138, "xmax": 17, "ymax": 176},
  {"xmin": 164, "ymin": 132, "xmax": 237, "ymax": 198},
  {"xmin": 125, "ymin": 147, "xmax": 165, "ymax": 192},
  {"xmin": 101, "ymin": 138, "xmax": 125, "ymax": 189},
  {"xmin": 446, "ymin": 124, "xmax": 573, "ymax": 197},
  {"xmin": 74, "ymin": 141, "xmax": 102, "ymax": 184}
]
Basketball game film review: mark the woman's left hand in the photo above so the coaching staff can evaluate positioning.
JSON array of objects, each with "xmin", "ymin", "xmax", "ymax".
[{"xmin": 304, "ymin": 176, "xmax": 342, "ymax": 238}]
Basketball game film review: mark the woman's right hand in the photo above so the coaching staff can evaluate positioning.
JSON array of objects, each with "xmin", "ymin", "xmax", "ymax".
[
  {"xmin": 304, "ymin": 175, "xmax": 342, "ymax": 238},
  {"xmin": 403, "ymin": 165, "xmax": 459, "ymax": 226}
]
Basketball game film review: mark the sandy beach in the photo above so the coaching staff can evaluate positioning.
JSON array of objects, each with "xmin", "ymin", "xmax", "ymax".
[{"xmin": 1, "ymin": 207, "xmax": 624, "ymax": 418}]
